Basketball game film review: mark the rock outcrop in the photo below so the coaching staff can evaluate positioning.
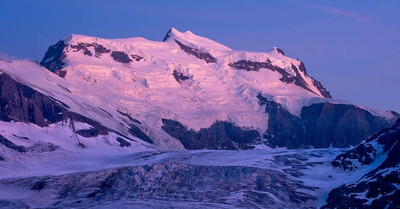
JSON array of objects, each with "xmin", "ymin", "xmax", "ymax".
[
  {"xmin": 0, "ymin": 71, "xmax": 148, "ymax": 145},
  {"xmin": 323, "ymin": 118, "xmax": 400, "ymax": 209},
  {"xmin": 161, "ymin": 119, "xmax": 260, "ymax": 150},
  {"xmin": 175, "ymin": 40, "xmax": 217, "ymax": 63},
  {"xmin": 258, "ymin": 94, "xmax": 394, "ymax": 148}
]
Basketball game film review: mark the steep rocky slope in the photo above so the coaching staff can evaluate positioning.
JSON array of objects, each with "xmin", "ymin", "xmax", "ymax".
[{"xmin": 323, "ymin": 118, "xmax": 400, "ymax": 208}]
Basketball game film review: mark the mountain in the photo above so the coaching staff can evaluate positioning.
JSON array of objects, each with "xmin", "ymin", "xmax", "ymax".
[
  {"xmin": 0, "ymin": 28, "xmax": 399, "ymax": 208},
  {"xmin": 1, "ymin": 28, "xmax": 395, "ymax": 153}
]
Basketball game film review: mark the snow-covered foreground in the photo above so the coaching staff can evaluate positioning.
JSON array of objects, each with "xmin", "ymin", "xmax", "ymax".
[{"xmin": 0, "ymin": 147, "xmax": 383, "ymax": 208}]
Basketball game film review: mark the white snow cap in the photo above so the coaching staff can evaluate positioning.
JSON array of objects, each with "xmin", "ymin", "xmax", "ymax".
[{"xmin": 22, "ymin": 28, "xmax": 339, "ymax": 134}]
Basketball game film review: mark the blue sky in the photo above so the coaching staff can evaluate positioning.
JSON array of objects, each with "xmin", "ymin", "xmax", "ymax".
[{"xmin": 0, "ymin": 0, "xmax": 399, "ymax": 112}]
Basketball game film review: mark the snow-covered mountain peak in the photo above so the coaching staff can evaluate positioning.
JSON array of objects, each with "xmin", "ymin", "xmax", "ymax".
[
  {"xmin": 0, "ymin": 29, "xmax": 398, "ymax": 160},
  {"xmin": 269, "ymin": 46, "xmax": 286, "ymax": 56},
  {"xmin": 40, "ymin": 29, "xmax": 331, "ymax": 99},
  {"xmin": 36, "ymin": 29, "xmax": 340, "ymax": 134}
]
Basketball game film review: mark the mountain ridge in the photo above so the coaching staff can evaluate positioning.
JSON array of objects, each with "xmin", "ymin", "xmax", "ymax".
[
  {"xmin": 2, "ymin": 28, "xmax": 398, "ymax": 151},
  {"xmin": 41, "ymin": 28, "xmax": 330, "ymax": 98},
  {"xmin": 0, "ymin": 28, "xmax": 399, "ymax": 208}
]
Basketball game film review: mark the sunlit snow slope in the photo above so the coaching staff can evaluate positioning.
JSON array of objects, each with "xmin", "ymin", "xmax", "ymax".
[{"xmin": 41, "ymin": 28, "xmax": 331, "ymax": 132}]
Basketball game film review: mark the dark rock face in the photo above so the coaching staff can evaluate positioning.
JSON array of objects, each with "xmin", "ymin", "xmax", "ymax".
[
  {"xmin": 390, "ymin": 111, "xmax": 400, "ymax": 119},
  {"xmin": 228, "ymin": 60, "xmax": 298, "ymax": 86},
  {"xmin": 258, "ymin": 94, "xmax": 393, "ymax": 149},
  {"xmin": 0, "ymin": 71, "xmax": 154, "ymax": 144},
  {"xmin": 75, "ymin": 128, "xmax": 100, "ymax": 138},
  {"xmin": 276, "ymin": 48, "xmax": 285, "ymax": 55},
  {"xmin": 69, "ymin": 111, "xmax": 110, "ymax": 136},
  {"xmin": 41, "ymin": 40, "xmax": 142, "ymax": 77},
  {"xmin": 172, "ymin": 70, "xmax": 190, "ymax": 83},
  {"xmin": 92, "ymin": 44, "xmax": 111, "ymax": 57},
  {"xmin": 116, "ymin": 110, "xmax": 141, "ymax": 124},
  {"xmin": 289, "ymin": 64, "xmax": 315, "ymax": 94},
  {"xmin": 311, "ymin": 78, "xmax": 331, "ymax": 98},
  {"xmin": 70, "ymin": 43, "xmax": 93, "ymax": 56},
  {"xmin": 229, "ymin": 60, "xmax": 304, "ymax": 94},
  {"xmin": 128, "ymin": 124, "xmax": 153, "ymax": 144},
  {"xmin": 257, "ymin": 95, "xmax": 306, "ymax": 149},
  {"xmin": 323, "ymin": 119, "xmax": 400, "ymax": 209},
  {"xmin": 0, "ymin": 72, "xmax": 65, "ymax": 126},
  {"xmin": 229, "ymin": 60, "xmax": 275, "ymax": 72},
  {"xmin": 31, "ymin": 181, "xmax": 46, "ymax": 191},
  {"xmin": 0, "ymin": 164, "xmax": 316, "ymax": 208},
  {"xmin": 161, "ymin": 119, "xmax": 260, "ymax": 150},
  {"xmin": 175, "ymin": 40, "xmax": 216, "ymax": 63},
  {"xmin": 0, "ymin": 72, "xmax": 109, "ymax": 136},
  {"xmin": 378, "ymin": 133, "xmax": 400, "ymax": 170},
  {"xmin": 115, "ymin": 111, "xmax": 152, "ymax": 144},
  {"xmin": 331, "ymin": 143, "xmax": 376, "ymax": 171},
  {"xmin": 26, "ymin": 142, "xmax": 60, "ymax": 153},
  {"xmin": 298, "ymin": 61, "xmax": 331, "ymax": 98},
  {"xmin": 111, "ymin": 51, "xmax": 131, "ymax": 64},
  {"xmin": 116, "ymin": 137, "xmax": 131, "ymax": 147},
  {"xmin": 40, "ymin": 40, "xmax": 67, "ymax": 77},
  {"xmin": 229, "ymin": 60, "xmax": 331, "ymax": 98},
  {"xmin": 160, "ymin": 96, "xmax": 393, "ymax": 150},
  {"xmin": 130, "ymin": 54, "xmax": 143, "ymax": 61},
  {"xmin": 324, "ymin": 167, "xmax": 400, "ymax": 209},
  {"xmin": 69, "ymin": 42, "xmax": 111, "ymax": 58},
  {"xmin": 332, "ymin": 118, "xmax": 400, "ymax": 171},
  {"xmin": 162, "ymin": 29, "xmax": 172, "ymax": 42},
  {"xmin": 40, "ymin": 41, "xmax": 111, "ymax": 78},
  {"xmin": 301, "ymin": 103, "xmax": 390, "ymax": 148},
  {"xmin": 0, "ymin": 134, "xmax": 26, "ymax": 153}
]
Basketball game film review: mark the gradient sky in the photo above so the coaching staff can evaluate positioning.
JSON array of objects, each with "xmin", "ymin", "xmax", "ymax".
[{"xmin": 0, "ymin": 0, "xmax": 399, "ymax": 112}]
